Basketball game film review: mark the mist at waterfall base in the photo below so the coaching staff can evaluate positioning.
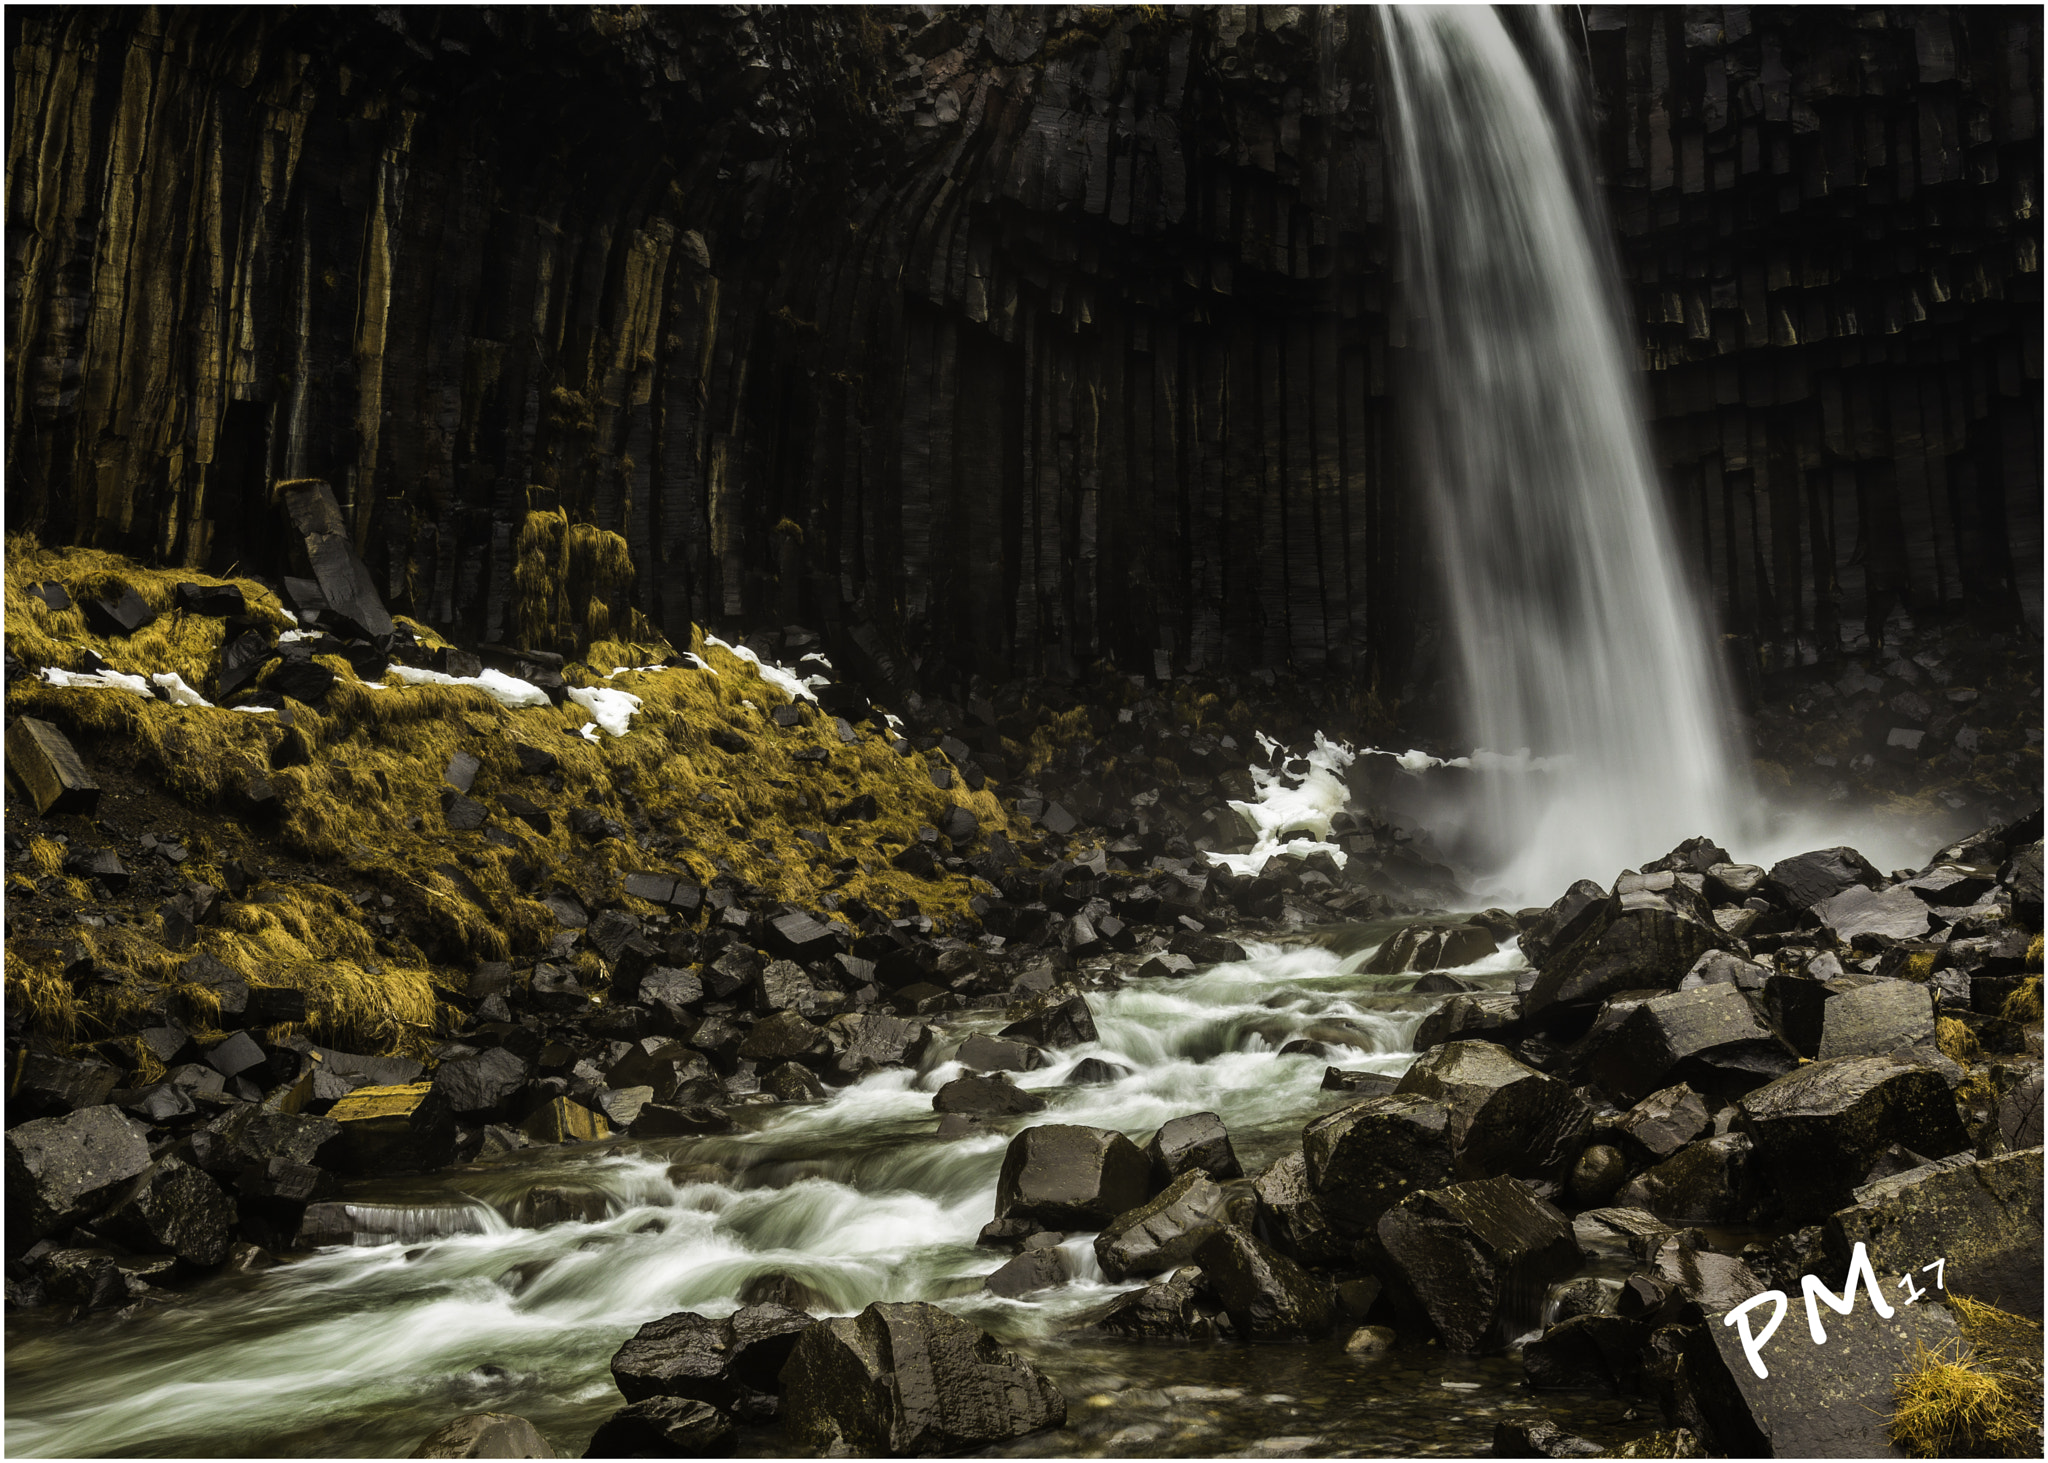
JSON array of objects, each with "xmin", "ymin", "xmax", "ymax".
[{"xmin": 1375, "ymin": 6, "xmax": 1769, "ymax": 900}]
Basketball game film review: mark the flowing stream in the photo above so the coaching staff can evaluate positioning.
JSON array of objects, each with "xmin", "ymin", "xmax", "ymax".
[
  {"xmin": 5, "ymin": 926, "xmax": 1658, "ymax": 1458},
  {"xmin": 1380, "ymin": 7, "xmax": 1754, "ymax": 902}
]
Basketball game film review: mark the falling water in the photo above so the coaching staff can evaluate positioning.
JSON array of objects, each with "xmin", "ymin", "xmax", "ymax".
[{"xmin": 1380, "ymin": 7, "xmax": 1753, "ymax": 901}]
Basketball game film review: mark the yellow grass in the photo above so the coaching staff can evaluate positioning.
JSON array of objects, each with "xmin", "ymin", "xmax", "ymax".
[{"xmin": 1889, "ymin": 1296, "xmax": 2043, "ymax": 1458}]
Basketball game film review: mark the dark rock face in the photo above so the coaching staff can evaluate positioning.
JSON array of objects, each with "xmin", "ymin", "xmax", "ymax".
[
  {"xmin": 582, "ymin": 1398, "xmax": 731, "ymax": 1458},
  {"xmin": 1250, "ymin": 1150, "xmax": 1350, "ymax": 1268},
  {"xmin": 1364, "ymin": 923, "xmax": 1497, "ymax": 975},
  {"xmin": 994, "ymin": 1125, "xmax": 1152, "ymax": 1230},
  {"xmin": 779, "ymin": 1301, "xmax": 1065, "ymax": 1456},
  {"xmin": 1188, "ymin": 1224, "xmax": 1334, "ymax": 1342},
  {"xmin": 1376, "ymin": 1177, "xmax": 1580, "ymax": 1352},
  {"xmin": 1523, "ymin": 882, "xmax": 1727, "ymax": 1023},
  {"xmin": 954, "ymin": 1035, "xmax": 1043, "ymax": 1074},
  {"xmin": 1736, "ymin": 1055, "xmax": 1971, "ymax": 1221},
  {"xmin": 94, "ymin": 1156, "xmax": 238, "ymax": 1266},
  {"xmin": 610, "ymin": 1303, "xmax": 815, "ymax": 1422},
  {"xmin": 932, "ymin": 1073, "xmax": 1045, "ymax": 1117},
  {"xmin": 1301, "ymin": 1093, "xmax": 1457, "ymax": 1233},
  {"xmin": 1764, "ymin": 847, "xmax": 1883, "ymax": 913},
  {"xmin": 1094, "ymin": 1170, "xmax": 1229, "ymax": 1281},
  {"xmin": 1085, "ymin": 1265, "xmax": 1225, "ymax": 1341},
  {"xmin": 1395, "ymin": 1041, "xmax": 1593, "ymax": 1183},
  {"xmin": 1827, "ymin": 1148, "xmax": 2043, "ymax": 1319},
  {"xmin": 1142, "ymin": 1111, "xmax": 1242, "ymax": 1186},
  {"xmin": 981, "ymin": 1246, "xmax": 1070, "ymax": 1298},
  {"xmin": 1584, "ymin": 985, "xmax": 1799, "ymax": 1104},
  {"xmin": 1523, "ymin": 1313, "xmax": 1648, "ymax": 1393},
  {"xmin": 409, "ymin": 1412, "xmax": 557, "ymax": 1458},
  {"xmin": 1614, "ymin": 1083, "xmax": 1712, "ymax": 1161},
  {"xmin": 997, "ymin": 990, "xmax": 1098, "ymax": 1049},
  {"xmin": 1614, "ymin": 1134, "xmax": 1757, "ymax": 1224},
  {"xmin": 1814, "ymin": 979, "xmax": 1936, "ymax": 1059},
  {"xmin": 6, "ymin": 1105, "xmax": 153, "ymax": 1239}
]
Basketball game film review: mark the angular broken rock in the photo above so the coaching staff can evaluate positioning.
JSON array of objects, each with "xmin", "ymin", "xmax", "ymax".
[
  {"xmin": 1811, "ymin": 883, "xmax": 1935, "ymax": 949},
  {"xmin": 1364, "ymin": 923, "xmax": 1498, "ymax": 975},
  {"xmin": 1094, "ymin": 1169, "xmax": 1229, "ymax": 1281},
  {"xmin": 1614, "ymin": 1133, "xmax": 1756, "ymax": 1224},
  {"xmin": 1396, "ymin": 1040, "xmax": 1592, "ymax": 1182},
  {"xmin": 1764, "ymin": 845, "xmax": 1883, "ymax": 912},
  {"xmin": 954, "ymin": 1034, "xmax": 1044, "ymax": 1074},
  {"xmin": 997, "ymin": 988, "xmax": 1098, "ymax": 1049},
  {"xmin": 582, "ymin": 1398, "xmax": 730, "ymax": 1458},
  {"xmin": 1143, "ymin": 1110, "xmax": 1242, "ymax": 1186},
  {"xmin": 1827, "ymin": 1147, "xmax": 2043, "ymax": 1319},
  {"xmin": 932, "ymin": 1073, "xmax": 1046, "ymax": 1117},
  {"xmin": 994, "ymin": 1124, "xmax": 1152, "ymax": 1230},
  {"xmin": 94, "ymin": 1155, "xmax": 238, "ymax": 1266},
  {"xmin": 1190, "ymin": 1223, "xmax": 1333, "ymax": 1341},
  {"xmin": 1814, "ymin": 978, "xmax": 1936, "ymax": 1060},
  {"xmin": 1376, "ymin": 1176, "xmax": 1579, "ymax": 1352},
  {"xmin": 1251, "ymin": 1150, "xmax": 1350, "ymax": 1267},
  {"xmin": 276, "ymin": 478, "xmax": 394, "ymax": 637},
  {"xmin": 982, "ymin": 1246, "xmax": 1070, "ymax": 1298},
  {"xmin": 5, "ymin": 716, "xmax": 100, "ymax": 816},
  {"xmin": 1302, "ymin": 1092, "xmax": 1457, "ymax": 1234},
  {"xmin": 1585, "ymin": 984, "xmax": 1799, "ymax": 1105},
  {"xmin": 5, "ymin": 1105, "xmax": 152, "ymax": 1239},
  {"xmin": 612, "ymin": 1303, "xmax": 815, "ymax": 1422},
  {"xmin": 1085, "ymin": 1264, "xmax": 1225, "ymax": 1341},
  {"xmin": 1522, "ymin": 883, "xmax": 1727, "ymax": 1021},
  {"xmin": 779, "ymin": 1300, "xmax": 1065, "ymax": 1455},
  {"xmin": 1414, "ymin": 991, "xmax": 1522, "ymax": 1052},
  {"xmin": 1736, "ymin": 1055, "xmax": 1970, "ymax": 1222},
  {"xmin": 1614, "ymin": 1083, "xmax": 1711, "ymax": 1161}
]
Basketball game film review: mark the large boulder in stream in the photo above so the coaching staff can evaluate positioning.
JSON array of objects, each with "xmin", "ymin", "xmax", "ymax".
[
  {"xmin": 1189, "ymin": 1224, "xmax": 1334, "ymax": 1341},
  {"xmin": 5, "ymin": 1105, "xmax": 153, "ymax": 1239},
  {"xmin": 410, "ymin": 1413, "xmax": 556, "ymax": 1458},
  {"xmin": 1251, "ymin": 1150, "xmax": 1350, "ymax": 1267},
  {"xmin": 779, "ymin": 1300, "xmax": 1065, "ymax": 1455},
  {"xmin": 1521, "ymin": 876, "xmax": 1727, "ymax": 1023},
  {"xmin": 1395, "ymin": 1040, "xmax": 1592, "ymax": 1183},
  {"xmin": 995, "ymin": 1124, "xmax": 1152, "ymax": 1230},
  {"xmin": 1376, "ymin": 1177, "xmax": 1580, "ymax": 1352},
  {"xmin": 610, "ymin": 1303, "xmax": 815, "ymax": 1422},
  {"xmin": 583, "ymin": 1397, "xmax": 732, "ymax": 1457},
  {"xmin": 1084, "ymin": 1264, "xmax": 1228, "ymax": 1341},
  {"xmin": 1142, "ymin": 1111, "xmax": 1241, "ymax": 1185},
  {"xmin": 1364, "ymin": 923, "xmax": 1497, "ymax": 975},
  {"xmin": 1301, "ymin": 1093, "xmax": 1457, "ymax": 1233},
  {"xmin": 91, "ymin": 1156, "xmax": 238, "ymax": 1265},
  {"xmin": 996, "ymin": 987, "xmax": 1098, "ymax": 1049},
  {"xmin": 1735, "ymin": 1054, "xmax": 1969, "ymax": 1222},
  {"xmin": 1094, "ymin": 1169, "xmax": 1229, "ymax": 1280}
]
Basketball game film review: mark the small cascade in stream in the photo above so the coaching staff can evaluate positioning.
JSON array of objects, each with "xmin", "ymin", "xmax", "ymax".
[{"xmin": 1379, "ymin": 8, "xmax": 1755, "ymax": 901}]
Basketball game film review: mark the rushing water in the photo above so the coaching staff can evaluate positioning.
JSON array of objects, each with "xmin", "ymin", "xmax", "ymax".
[
  {"xmin": 5, "ymin": 926, "xmax": 1658, "ymax": 1458},
  {"xmin": 1380, "ymin": 7, "xmax": 1754, "ymax": 902}
]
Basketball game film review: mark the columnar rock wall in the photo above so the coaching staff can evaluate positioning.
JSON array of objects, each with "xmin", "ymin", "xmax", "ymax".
[{"xmin": 7, "ymin": 6, "xmax": 2039, "ymax": 696}]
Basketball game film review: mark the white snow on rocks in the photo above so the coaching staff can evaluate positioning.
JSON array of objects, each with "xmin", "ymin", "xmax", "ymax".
[
  {"xmin": 703, "ymin": 634, "xmax": 819, "ymax": 704},
  {"xmin": 150, "ymin": 672, "xmax": 212, "ymax": 707},
  {"xmin": 1204, "ymin": 731, "xmax": 1357, "ymax": 876},
  {"xmin": 37, "ymin": 665, "xmax": 152, "ymax": 698},
  {"xmin": 386, "ymin": 664, "xmax": 552, "ymax": 708},
  {"xmin": 566, "ymin": 685, "xmax": 641, "ymax": 737}
]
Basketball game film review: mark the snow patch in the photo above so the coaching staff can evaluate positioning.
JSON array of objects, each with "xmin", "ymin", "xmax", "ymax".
[
  {"xmin": 386, "ymin": 664, "xmax": 553, "ymax": 709},
  {"xmin": 38, "ymin": 666, "xmax": 152, "ymax": 699},
  {"xmin": 1203, "ymin": 731, "xmax": 1357, "ymax": 877},
  {"xmin": 566, "ymin": 685, "xmax": 641, "ymax": 738},
  {"xmin": 150, "ymin": 672, "xmax": 212, "ymax": 708},
  {"xmin": 703, "ymin": 634, "xmax": 818, "ymax": 704},
  {"xmin": 577, "ymin": 723, "xmax": 602, "ymax": 743}
]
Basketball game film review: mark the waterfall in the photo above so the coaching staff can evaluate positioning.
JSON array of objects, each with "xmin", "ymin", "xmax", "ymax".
[{"xmin": 1380, "ymin": 7, "xmax": 1753, "ymax": 901}]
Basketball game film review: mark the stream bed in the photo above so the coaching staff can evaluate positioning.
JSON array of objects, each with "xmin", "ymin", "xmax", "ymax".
[{"xmin": 5, "ymin": 921, "xmax": 1663, "ymax": 1458}]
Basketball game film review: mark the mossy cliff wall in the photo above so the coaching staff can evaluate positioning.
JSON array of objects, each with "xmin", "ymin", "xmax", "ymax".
[{"xmin": 7, "ymin": 6, "xmax": 2040, "ymax": 696}]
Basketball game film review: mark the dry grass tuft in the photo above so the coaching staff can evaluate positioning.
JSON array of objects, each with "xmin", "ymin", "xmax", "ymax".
[
  {"xmin": 1889, "ymin": 1296, "xmax": 2043, "ymax": 1458},
  {"xmin": 1937, "ymin": 1015, "xmax": 1982, "ymax": 1065},
  {"xmin": 2001, "ymin": 975, "xmax": 2042, "ymax": 1024}
]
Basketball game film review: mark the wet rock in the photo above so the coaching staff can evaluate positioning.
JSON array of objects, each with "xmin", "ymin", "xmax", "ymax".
[
  {"xmin": 1615, "ymin": 1083, "xmax": 1713, "ymax": 1161},
  {"xmin": 1250, "ymin": 1150, "xmax": 1349, "ymax": 1267},
  {"xmin": 1084, "ymin": 1264, "xmax": 1225, "ymax": 1341},
  {"xmin": 1490, "ymin": 1416, "xmax": 1605, "ymax": 1457},
  {"xmin": 6, "ymin": 716, "xmax": 100, "ymax": 816},
  {"xmin": 932, "ymin": 1073, "xmax": 1046, "ymax": 1117},
  {"xmin": 94, "ymin": 1156, "xmax": 237, "ymax": 1265},
  {"xmin": 1811, "ymin": 884, "xmax": 1935, "ymax": 950},
  {"xmin": 1066, "ymin": 1057, "xmax": 1131, "ymax": 1086},
  {"xmin": 409, "ymin": 1412, "xmax": 557, "ymax": 1458},
  {"xmin": 1585, "ymin": 985, "xmax": 1799, "ymax": 1105},
  {"xmin": 582, "ymin": 1397, "xmax": 731, "ymax": 1458},
  {"xmin": 629, "ymin": 1105, "xmax": 733, "ymax": 1138},
  {"xmin": 1136, "ymin": 952, "xmax": 1196, "ymax": 979},
  {"xmin": 1414, "ymin": 992, "xmax": 1523, "ymax": 1052},
  {"xmin": 81, "ymin": 581, "xmax": 156, "ymax": 636},
  {"xmin": 994, "ymin": 1124, "xmax": 1152, "ymax": 1230},
  {"xmin": 1736, "ymin": 1054, "xmax": 1969, "ymax": 1221},
  {"xmin": 1167, "ymin": 931, "xmax": 1248, "ymax": 966},
  {"xmin": 820, "ymin": 1012, "xmax": 932, "ymax": 1085},
  {"xmin": 1566, "ymin": 1144, "xmax": 1628, "ymax": 1207},
  {"xmin": 1094, "ymin": 1170, "xmax": 1229, "ymax": 1281},
  {"xmin": 1397, "ymin": 1040, "xmax": 1592, "ymax": 1183},
  {"xmin": 1143, "ymin": 1110, "xmax": 1242, "ymax": 1186},
  {"xmin": 954, "ymin": 1034, "xmax": 1044, "ymax": 1073},
  {"xmin": 1302, "ymin": 1093, "xmax": 1457, "ymax": 1233},
  {"xmin": 1524, "ymin": 880, "xmax": 1728, "ymax": 1023},
  {"xmin": 1365, "ymin": 923, "xmax": 1499, "ymax": 974},
  {"xmin": 1827, "ymin": 1148, "xmax": 2042, "ymax": 1319},
  {"xmin": 1815, "ymin": 978, "xmax": 1936, "ymax": 1059},
  {"xmin": 1524, "ymin": 1312, "xmax": 1647, "ymax": 1393},
  {"xmin": 277, "ymin": 479, "xmax": 394, "ymax": 638},
  {"xmin": 763, "ymin": 1062, "xmax": 827, "ymax": 1104},
  {"xmin": 1614, "ymin": 1133, "xmax": 1756, "ymax": 1224},
  {"xmin": 1189, "ymin": 1223, "xmax": 1333, "ymax": 1341},
  {"xmin": 997, "ymin": 988, "xmax": 1098, "ymax": 1049},
  {"xmin": 612, "ymin": 1303, "xmax": 815, "ymax": 1422},
  {"xmin": 431, "ymin": 1047, "xmax": 533, "ymax": 1120},
  {"xmin": 1764, "ymin": 846, "xmax": 1884, "ymax": 911},
  {"xmin": 737, "ymin": 1010, "xmax": 831, "ymax": 1064},
  {"xmin": 6, "ymin": 1105, "xmax": 152, "ymax": 1240},
  {"xmin": 1376, "ymin": 1177, "xmax": 1579, "ymax": 1352},
  {"xmin": 12, "ymin": 1052, "xmax": 121, "ymax": 1119},
  {"xmin": 1998, "ymin": 1068, "xmax": 2043, "ymax": 1149},
  {"xmin": 1320, "ymin": 1068, "xmax": 1401, "ymax": 1097},
  {"xmin": 982, "ymin": 1246, "xmax": 1070, "ymax": 1298},
  {"xmin": 780, "ymin": 1300, "xmax": 1065, "ymax": 1455},
  {"xmin": 519, "ymin": 1098, "xmax": 609, "ymax": 1144}
]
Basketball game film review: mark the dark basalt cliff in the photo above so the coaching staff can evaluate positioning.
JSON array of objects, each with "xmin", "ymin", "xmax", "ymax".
[{"xmin": 7, "ymin": 5, "xmax": 2040, "ymax": 698}]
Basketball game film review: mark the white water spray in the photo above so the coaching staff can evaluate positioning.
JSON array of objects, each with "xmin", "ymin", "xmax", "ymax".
[{"xmin": 1380, "ymin": 7, "xmax": 1753, "ymax": 901}]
